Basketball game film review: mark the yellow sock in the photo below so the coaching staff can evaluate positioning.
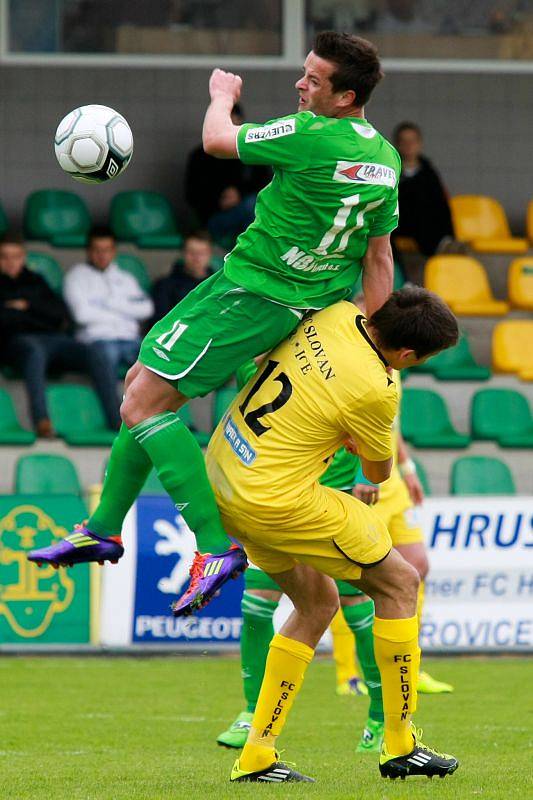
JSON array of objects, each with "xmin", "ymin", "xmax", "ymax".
[
  {"xmin": 373, "ymin": 615, "xmax": 420, "ymax": 756},
  {"xmin": 416, "ymin": 581, "xmax": 425, "ymax": 632},
  {"xmin": 330, "ymin": 608, "xmax": 358, "ymax": 685},
  {"xmin": 239, "ymin": 633, "xmax": 314, "ymax": 773}
]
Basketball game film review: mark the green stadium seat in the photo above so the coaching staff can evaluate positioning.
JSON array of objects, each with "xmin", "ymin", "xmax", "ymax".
[
  {"xmin": 115, "ymin": 252, "xmax": 151, "ymax": 292},
  {"xmin": 401, "ymin": 388, "xmax": 470, "ymax": 448},
  {"xmin": 451, "ymin": 455, "xmax": 516, "ymax": 495},
  {"xmin": 26, "ymin": 251, "xmax": 64, "ymax": 293},
  {"xmin": 471, "ymin": 388, "xmax": 533, "ymax": 447},
  {"xmin": 0, "ymin": 201, "xmax": 8, "ymax": 237},
  {"xmin": 0, "ymin": 389, "xmax": 36, "ymax": 445},
  {"xmin": 213, "ymin": 387, "xmax": 238, "ymax": 428},
  {"xmin": 24, "ymin": 190, "xmax": 91, "ymax": 247},
  {"xmin": 412, "ymin": 333, "xmax": 491, "ymax": 381},
  {"xmin": 46, "ymin": 384, "xmax": 116, "ymax": 446},
  {"xmin": 179, "ymin": 404, "xmax": 210, "ymax": 447},
  {"xmin": 110, "ymin": 191, "xmax": 183, "ymax": 248},
  {"xmin": 413, "ymin": 458, "xmax": 431, "ymax": 495},
  {"xmin": 15, "ymin": 453, "xmax": 82, "ymax": 495}
]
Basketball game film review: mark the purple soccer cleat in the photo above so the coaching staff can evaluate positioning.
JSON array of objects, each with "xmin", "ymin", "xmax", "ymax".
[
  {"xmin": 172, "ymin": 544, "xmax": 248, "ymax": 617},
  {"xmin": 27, "ymin": 524, "xmax": 124, "ymax": 569}
]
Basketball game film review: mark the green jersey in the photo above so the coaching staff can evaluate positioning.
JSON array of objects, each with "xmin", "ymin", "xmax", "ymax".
[{"xmin": 225, "ymin": 111, "xmax": 400, "ymax": 309}]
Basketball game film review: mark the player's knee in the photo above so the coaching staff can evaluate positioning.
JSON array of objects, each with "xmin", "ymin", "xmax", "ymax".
[
  {"xmin": 120, "ymin": 388, "xmax": 145, "ymax": 428},
  {"xmin": 124, "ymin": 361, "xmax": 141, "ymax": 391},
  {"xmin": 400, "ymin": 560, "xmax": 420, "ymax": 606},
  {"xmin": 413, "ymin": 550, "xmax": 430, "ymax": 580}
]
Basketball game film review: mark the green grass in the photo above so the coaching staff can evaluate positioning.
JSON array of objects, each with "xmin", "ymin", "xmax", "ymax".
[{"xmin": 1, "ymin": 655, "xmax": 531, "ymax": 799}]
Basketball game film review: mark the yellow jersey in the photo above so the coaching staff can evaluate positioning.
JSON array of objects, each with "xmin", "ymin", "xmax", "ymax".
[{"xmin": 206, "ymin": 301, "xmax": 398, "ymax": 521}]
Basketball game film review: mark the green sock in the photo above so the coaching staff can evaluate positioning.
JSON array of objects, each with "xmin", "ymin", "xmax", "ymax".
[
  {"xmin": 343, "ymin": 600, "xmax": 384, "ymax": 723},
  {"xmin": 131, "ymin": 412, "xmax": 231, "ymax": 554},
  {"xmin": 241, "ymin": 592, "xmax": 277, "ymax": 713},
  {"xmin": 88, "ymin": 423, "xmax": 152, "ymax": 537}
]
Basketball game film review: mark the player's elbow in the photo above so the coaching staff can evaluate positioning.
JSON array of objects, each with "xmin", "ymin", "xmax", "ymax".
[
  {"xmin": 203, "ymin": 129, "xmax": 238, "ymax": 159},
  {"xmin": 361, "ymin": 458, "xmax": 392, "ymax": 485}
]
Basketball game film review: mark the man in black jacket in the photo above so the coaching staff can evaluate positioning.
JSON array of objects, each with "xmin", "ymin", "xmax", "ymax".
[
  {"xmin": 0, "ymin": 233, "xmax": 121, "ymax": 436},
  {"xmin": 392, "ymin": 122, "xmax": 454, "ymax": 256}
]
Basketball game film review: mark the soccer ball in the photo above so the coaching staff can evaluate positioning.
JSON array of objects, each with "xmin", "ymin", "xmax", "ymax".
[{"xmin": 54, "ymin": 104, "xmax": 133, "ymax": 184}]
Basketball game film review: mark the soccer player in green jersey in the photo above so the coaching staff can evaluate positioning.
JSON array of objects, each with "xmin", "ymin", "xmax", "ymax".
[{"xmin": 30, "ymin": 32, "xmax": 401, "ymax": 615}]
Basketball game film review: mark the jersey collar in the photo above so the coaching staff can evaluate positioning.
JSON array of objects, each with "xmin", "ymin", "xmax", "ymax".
[{"xmin": 354, "ymin": 314, "xmax": 389, "ymax": 368}]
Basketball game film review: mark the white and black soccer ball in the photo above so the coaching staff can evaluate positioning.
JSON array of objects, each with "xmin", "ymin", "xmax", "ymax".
[{"xmin": 54, "ymin": 104, "xmax": 133, "ymax": 184}]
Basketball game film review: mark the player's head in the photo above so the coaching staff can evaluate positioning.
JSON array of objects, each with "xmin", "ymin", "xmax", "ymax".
[
  {"xmin": 182, "ymin": 230, "xmax": 213, "ymax": 279},
  {"xmin": 393, "ymin": 121, "xmax": 423, "ymax": 162},
  {"xmin": 368, "ymin": 286, "xmax": 458, "ymax": 369},
  {"xmin": 0, "ymin": 232, "xmax": 26, "ymax": 279},
  {"xmin": 87, "ymin": 226, "xmax": 116, "ymax": 271},
  {"xmin": 296, "ymin": 31, "xmax": 383, "ymax": 117}
]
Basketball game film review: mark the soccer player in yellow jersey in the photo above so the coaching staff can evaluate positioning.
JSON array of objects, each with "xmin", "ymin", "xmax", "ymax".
[{"xmin": 206, "ymin": 287, "xmax": 460, "ymax": 783}]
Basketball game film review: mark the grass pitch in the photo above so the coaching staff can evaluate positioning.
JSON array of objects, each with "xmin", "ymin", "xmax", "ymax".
[{"xmin": 1, "ymin": 655, "xmax": 531, "ymax": 799}]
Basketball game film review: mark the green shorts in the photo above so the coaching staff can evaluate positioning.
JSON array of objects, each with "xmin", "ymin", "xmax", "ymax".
[
  {"xmin": 139, "ymin": 270, "xmax": 304, "ymax": 397},
  {"xmin": 245, "ymin": 567, "xmax": 363, "ymax": 597}
]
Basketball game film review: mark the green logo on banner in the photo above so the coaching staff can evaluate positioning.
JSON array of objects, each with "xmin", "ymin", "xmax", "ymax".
[{"xmin": 0, "ymin": 498, "xmax": 91, "ymax": 644}]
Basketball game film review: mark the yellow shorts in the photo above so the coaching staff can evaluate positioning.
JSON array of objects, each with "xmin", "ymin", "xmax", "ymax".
[
  {"xmin": 373, "ymin": 492, "xmax": 424, "ymax": 547},
  {"xmin": 218, "ymin": 484, "xmax": 392, "ymax": 581}
]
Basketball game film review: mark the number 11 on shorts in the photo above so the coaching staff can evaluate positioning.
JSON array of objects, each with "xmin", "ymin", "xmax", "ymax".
[{"xmin": 155, "ymin": 320, "xmax": 188, "ymax": 351}]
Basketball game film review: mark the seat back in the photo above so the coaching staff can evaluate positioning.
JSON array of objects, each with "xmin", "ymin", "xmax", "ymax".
[
  {"xmin": 26, "ymin": 251, "xmax": 64, "ymax": 293},
  {"xmin": 24, "ymin": 190, "xmax": 91, "ymax": 241},
  {"xmin": 425, "ymin": 255, "xmax": 494, "ymax": 306},
  {"xmin": 46, "ymin": 384, "xmax": 107, "ymax": 435},
  {"xmin": 450, "ymin": 195, "xmax": 511, "ymax": 242},
  {"xmin": 508, "ymin": 258, "xmax": 533, "ymax": 309},
  {"xmin": 492, "ymin": 320, "xmax": 533, "ymax": 374},
  {"xmin": 451, "ymin": 456, "xmax": 516, "ymax": 495},
  {"xmin": 471, "ymin": 388, "xmax": 532, "ymax": 439},
  {"xmin": 110, "ymin": 191, "xmax": 178, "ymax": 241},
  {"xmin": 15, "ymin": 454, "xmax": 82, "ymax": 495},
  {"xmin": 401, "ymin": 388, "xmax": 452, "ymax": 438},
  {"xmin": 0, "ymin": 388, "xmax": 22, "ymax": 429},
  {"xmin": 413, "ymin": 459, "xmax": 431, "ymax": 496},
  {"xmin": 115, "ymin": 253, "xmax": 151, "ymax": 291},
  {"xmin": 417, "ymin": 334, "xmax": 471, "ymax": 373},
  {"xmin": 0, "ymin": 201, "xmax": 8, "ymax": 237}
]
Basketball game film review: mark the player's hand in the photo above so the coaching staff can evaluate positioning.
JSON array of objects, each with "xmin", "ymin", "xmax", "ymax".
[
  {"xmin": 404, "ymin": 473, "xmax": 424, "ymax": 506},
  {"xmin": 353, "ymin": 483, "xmax": 380, "ymax": 506},
  {"xmin": 209, "ymin": 69, "xmax": 242, "ymax": 103}
]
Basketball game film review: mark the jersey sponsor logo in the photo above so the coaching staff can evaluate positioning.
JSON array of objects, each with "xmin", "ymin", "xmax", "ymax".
[
  {"xmin": 334, "ymin": 161, "xmax": 397, "ymax": 188},
  {"xmin": 244, "ymin": 119, "xmax": 296, "ymax": 143},
  {"xmin": 280, "ymin": 246, "xmax": 341, "ymax": 274},
  {"xmin": 223, "ymin": 415, "xmax": 257, "ymax": 466}
]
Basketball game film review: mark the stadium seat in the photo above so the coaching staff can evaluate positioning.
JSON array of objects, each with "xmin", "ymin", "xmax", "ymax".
[
  {"xmin": 110, "ymin": 191, "xmax": 183, "ymax": 248},
  {"xmin": 424, "ymin": 255, "xmax": 509, "ymax": 316},
  {"xmin": 0, "ymin": 200, "xmax": 8, "ymax": 237},
  {"xmin": 492, "ymin": 320, "xmax": 533, "ymax": 380},
  {"xmin": 412, "ymin": 332, "xmax": 491, "ymax": 380},
  {"xmin": 179, "ymin": 404, "xmax": 210, "ymax": 448},
  {"xmin": 393, "ymin": 236, "xmax": 418, "ymax": 253},
  {"xmin": 508, "ymin": 258, "xmax": 533, "ymax": 310},
  {"xmin": 413, "ymin": 458, "xmax": 431, "ymax": 496},
  {"xmin": 46, "ymin": 384, "xmax": 116, "ymax": 446},
  {"xmin": 213, "ymin": 386, "xmax": 239, "ymax": 428},
  {"xmin": 401, "ymin": 388, "xmax": 470, "ymax": 448},
  {"xmin": 526, "ymin": 199, "xmax": 533, "ymax": 244},
  {"xmin": 115, "ymin": 252, "xmax": 151, "ymax": 292},
  {"xmin": 451, "ymin": 455, "xmax": 516, "ymax": 495},
  {"xmin": 26, "ymin": 251, "xmax": 63, "ymax": 293},
  {"xmin": 450, "ymin": 195, "xmax": 528, "ymax": 253},
  {"xmin": 24, "ymin": 190, "xmax": 91, "ymax": 247},
  {"xmin": 471, "ymin": 388, "xmax": 533, "ymax": 447},
  {"xmin": 0, "ymin": 389, "xmax": 36, "ymax": 445},
  {"xmin": 15, "ymin": 453, "xmax": 82, "ymax": 495}
]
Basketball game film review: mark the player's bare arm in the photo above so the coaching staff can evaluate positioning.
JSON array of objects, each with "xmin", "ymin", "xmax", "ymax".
[
  {"xmin": 362, "ymin": 234, "xmax": 394, "ymax": 317},
  {"xmin": 360, "ymin": 454, "xmax": 392, "ymax": 485},
  {"xmin": 203, "ymin": 68, "xmax": 243, "ymax": 158}
]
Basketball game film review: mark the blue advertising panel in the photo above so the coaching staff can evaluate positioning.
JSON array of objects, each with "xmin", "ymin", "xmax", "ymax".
[{"xmin": 132, "ymin": 496, "xmax": 243, "ymax": 644}]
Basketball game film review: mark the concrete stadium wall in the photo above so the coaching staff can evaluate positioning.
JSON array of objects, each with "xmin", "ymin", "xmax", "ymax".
[{"xmin": 0, "ymin": 64, "xmax": 531, "ymax": 230}]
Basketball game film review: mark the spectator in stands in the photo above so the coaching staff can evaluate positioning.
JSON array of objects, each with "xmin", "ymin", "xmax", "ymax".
[
  {"xmin": 151, "ymin": 231, "xmax": 213, "ymax": 323},
  {"xmin": 392, "ymin": 121, "xmax": 454, "ymax": 256},
  {"xmin": 374, "ymin": 0, "xmax": 434, "ymax": 32},
  {"xmin": 185, "ymin": 104, "xmax": 271, "ymax": 245},
  {"xmin": 64, "ymin": 227, "xmax": 154, "ymax": 428},
  {"xmin": 0, "ymin": 233, "xmax": 115, "ymax": 437}
]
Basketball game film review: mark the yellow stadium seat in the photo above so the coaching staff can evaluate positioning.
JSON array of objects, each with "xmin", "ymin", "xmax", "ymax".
[
  {"xmin": 508, "ymin": 258, "xmax": 533, "ymax": 310},
  {"xmin": 425, "ymin": 255, "xmax": 509, "ymax": 316},
  {"xmin": 526, "ymin": 199, "xmax": 533, "ymax": 244},
  {"xmin": 450, "ymin": 195, "xmax": 528, "ymax": 253},
  {"xmin": 394, "ymin": 236, "xmax": 419, "ymax": 253},
  {"xmin": 492, "ymin": 320, "xmax": 533, "ymax": 380}
]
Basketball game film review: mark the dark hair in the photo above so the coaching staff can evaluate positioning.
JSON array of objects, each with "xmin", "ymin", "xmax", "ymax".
[
  {"xmin": 88, "ymin": 225, "xmax": 115, "ymax": 245},
  {"xmin": 369, "ymin": 287, "xmax": 458, "ymax": 358},
  {"xmin": 183, "ymin": 229, "xmax": 212, "ymax": 245},
  {"xmin": 393, "ymin": 121, "xmax": 422, "ymax": 144},
  {"xmin": 0, "ymin": 231, "xmax": 25, "ymax": 248},
  {"xmin": 313, "ymin": 31, "xmax": 383, "ymax": 107}
]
